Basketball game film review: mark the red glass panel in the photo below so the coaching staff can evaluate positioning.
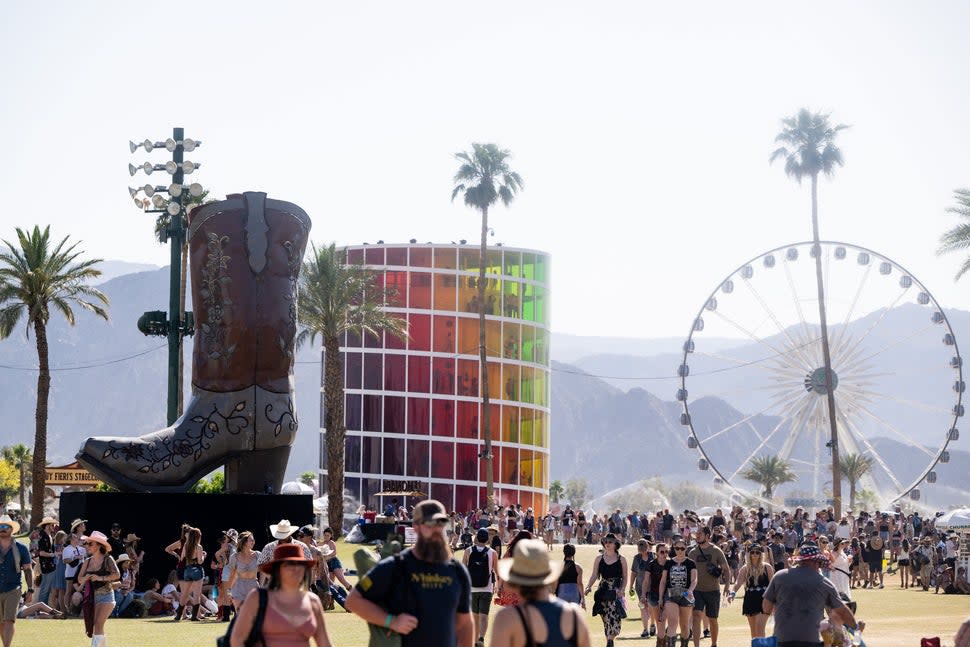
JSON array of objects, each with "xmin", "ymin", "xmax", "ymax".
[
  {"xmin": 345, "ymin": 352, "xmax": 362, "ymax": 389},
  {"xmin": 518, "ymin": 492, "xmax": 534, "ymax": 512},
  {"xmin": 385, "ymin": 270, "xmax": 408, "ymax": 307},
  {"xmin": 482, "ymin": 404, "xmax": 500, "ymax": 441},
  {"xmin": 384, "ymin": 396, "xmax": 405, "ymax": 434},
  {"xmin": 455, "ymin": 485, "xmax": 478, "ymax": 514},
  {"xmin": 363, "ymin": 354, "xmax": 383, "ymax": 390},
  {"xmin": 432, "ymin": 357, "xmax": 455, "ymax": 395},
  {"xmin": 456, "ymin": 401, "xmax": 478, "ymax": 439},
  {"xmin": 409, "ymin": 272, "xmax": 432, "ymax": 309},
  {"xmin": 346, "ymin": 248, "xmax": 364, "ymax": 264},
  {"xmin": 365, "ymin": 247, "xmax": 385, "ymax": 265},
  {"xmin": 345, "ymin": 435, "xmax": 361, "ymax": 472},
  {"xmin": 406, "ymin": 397, "xmax": 429, "ymax": 435},
  {"xmin": 407, "ymin": 356, "xmax": 430, "ymax": 392},
  {"xmin": 480, "ymin": 445, "xmax": 500, "ymax": 483},
  {"xmin": 386, "ymin": 329, "xmax": 406, "ymax": 350},
  {"xmin": 431, "ymin": 442, "xmax": 454, "ymax": 478},
  {"xmin": 384, "ymin": 355, "xmax": 406, "ymax": 391},
  {"xmin": 430, "ymin": 482, "xmax": 454, "ymax": 512},
  {"xmin": 362, "ymin": 436, "xmax": 381, "ymax": 473},
  {"xmin": 431, "ymin": 399, "xmax": 454, "ymax": 437},
  {"xmin": 362, "ymin": 394, "xmax": 381, "ymax": 432},
  {"xmin": 501, "ymin": 447, "xmax": 518, "ymax": 485},
  {"xmin": 383, "ymin": 437, "xmax": 404, "ymax": 475},
  {"xmin": 406, "ymin": 439, "xmax": 429, "ymax": 477},
  {"xmin": 345, "ymin": 394, "xmax": 362, "ymax": 430},
  {"xmin": 410, "ymin": 247, "xmax": 432, "ymax": 267},
  {"xmin": 433, "ymin": 316, "xmax": 456, "ymax": 353},
  {"xmin": 386, "ymin": 247, "xmax": 407, "ymax": 266},
  {"xmin": 457, "ymin": 359, "xmax": 478, "ymax": 397},
  {"xmin": 408, "ymin": 313, "xmax": 430, "ymax": 350},
  {"xmin": 455, "ymin": 443, "xmax": 477, "ymax": 481},
  {"xmin": 364, "ymin": 328, "xmax": 383, "ymax": 349}
]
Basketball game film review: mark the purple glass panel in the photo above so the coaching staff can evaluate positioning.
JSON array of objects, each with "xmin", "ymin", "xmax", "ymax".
[
  {"xmin": 431, "ymin": 399, "xmax": 454, "ymax": 437},
  {"xmin": 386, "ymin": 329, "xmax": 406, "ymax": 350},
  {"xmin": 386, "ymin": 247, "xmax": 407, "ymax": 266},
  {"xmin": 407, "ymin": 355, "xmax": 430, "ymax": 393},
  {"xmin": 407, "ymin": 397, "xmax": 430, "ymax": 435},
  {"xmin": 346, "ymin": 248, "xmax": 364, "ymax": 264},
  {"xmin": 362, "ymin": 478, "xmax": 379, "ymax": 509},
  {"xmin": 432, "ymin": 357, "xmax": 455, "ymax": 395},
  {"xmin": 384, "ymin": 396, "xmax": 406, "ymax": 434},
  {"xmin": 406, "ymin": 439, "xmax": 429, "ymax": 477},
  {"xmin": 345, "ymin": 394, "xmax": 362, "ymax": 430},
  {"xmin": 362, "ymin": 394, "xmax": 382, "ymax": 432},
  {"xmin": 365, "ymin": 247, "xmax": 384, "ymax": 265},
  {"xmin": 383, "ymin": 437, "xmax": 405, "ymax": 475},
  {"xmin": 364, "ymin": 329, "xmax": 383, "ymax": 348},
  {"xmin": 346, "ymin": 330, "xmax": 362, "ymax": 347},
  {"xmin": 455, "ymin": 443, "xmax": 477, "ymax": 481},
  {"xmin": 384, "ymin": 355, "xmax": 406, "ymax": 391},
  {"xmin": 345, "ymin": 352, "xmax": 362, "ymax": 389},
  {"xmin": 431, "ymin": 442, "xmax": 454, "ymax": 479},
  {"xmin": 363, "ymin": 353, "xmax": 383, "ymax": 390},
  {"xmin": 345, "ymin": 435, "xmax": 361, "ymax": 472},
  {"xmin": 408, "ymin": 313, "xmax": 431, "ymax": 350},
  {"xmin": 362, "ymin": 436, "xmax": 381, "ymax": 473},
  {"xmin": 410, "ymin": 247, "xmax": 432, "ymax": 268},
  {"xmin": 344, "ymin": 477, "xmax": 361, "ymax": 503}
]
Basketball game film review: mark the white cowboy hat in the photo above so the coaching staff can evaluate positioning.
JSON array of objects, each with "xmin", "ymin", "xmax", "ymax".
[
  {"xmin": 497, "ymin": 539, "xmax": 563, "ymax": 587},
  {"xmin": 318, "ymin": 544, "xmax": 335, "ymax": 559},
  {"xmin": 0, "ymin": 515, "xmax": 20, "ymax": 535},
  {"xmin": 270, "ymin": 519, "xmax": 298, "ymax": 539},
  {"xmin": 115, "ymin": 553, "xmax": 131, "ymax": 564},
  {"xmin": 81, "ymin": 531, "xmax": 112, "ymax": 552}
]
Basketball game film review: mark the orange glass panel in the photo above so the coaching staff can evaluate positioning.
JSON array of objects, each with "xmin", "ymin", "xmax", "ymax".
[
  {"xmin": 477, "ymin": 445, "xmax": 500, "ymax": 484},
  {"xmin": 459, "ymin": 276, "xmax": 478, "ymax": 314},
  {"xmin": 486, "ymin": 320, "xmax": 501, "ymax": 358},
  {"xmin": 486, "ymin": 361, "xmax": 500, "ymax": 400},
  {"xmin": 502, "ymin": 406, "xmax": 519, "ymax": 443},
  {"xmin": 434, "ymin": 247, "xmax": 457, "ymax": 269},
  {"xmin": 460, "ymin": 249, "xmax": 480, "ymax": 272},
  {"xmin": 434, "ymin": 273, "xmax": 457, "ymax": 311},
  {"xmin": 502, "ymin": 323, "xmax": 520, "ymax": 360},
  {"xmin": 502, "ymin": 364, "xmax": 519, "ymax": 401},
  {"xmin": 410, "ymin": 247, "xmax": 432, "ymax": 267},
  {"xmin": 457, "ymin": 317, "xmax": 479, "ymax": 356},
  {"xmin": 409, "ymin": 272, "xmax": 431, "ymax": 309},
  {"xmin": 501, "ymin": 447, "xmax": 518, "ymax": 486},
  {"xmin": 432, "ymin": 316, "xmax": 456, "ymax": 354},
  {"xmin": 481, "ymin": 403, "xmax": 500, "ymax": 441},
  {"xmin": 533, "ymin": 453, "xmax": 545, "ymax": 489}
]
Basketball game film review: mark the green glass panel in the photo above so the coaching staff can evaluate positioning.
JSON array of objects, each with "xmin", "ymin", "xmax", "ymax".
[
  {"xmin": 522, "ymin": 253, "xmax": 535, "ymax": 281},
  {"xmin": 520, "ymin": 408, "xmax": 534, "ymax": 446},
  {"xmin": 521, "ymin": 325, "xmax": 535, "ymax": 363},
  {"xmin": 534, "ymin": 328, "xmax": 549, "ymax": 365},
  {"xmin": 534, "ymin": 254, "xmax": 548, "ymax": 284},
  {"xmin": 503, "ymin": 251, "xmax": 521, "ymax": 278},
  {"xmin": 503, "ymin": 280, "xmax": 521, "ymax": 319},
  {"xmin": 522, "ymin": 283, "xmax": 535, "ymax": 322},
  {"xmin": 460, "ymin": 249, "xmax": 480, "ymax": 272}
]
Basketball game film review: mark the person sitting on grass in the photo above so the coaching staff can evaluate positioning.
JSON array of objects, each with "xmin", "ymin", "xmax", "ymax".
[
  {"xmin": 17, "ymin": 594, "xmax": 64, "ymax": 619},
  {"xmin": 141, "ymin": 578, "xmax": 176, "ymax": 617}
]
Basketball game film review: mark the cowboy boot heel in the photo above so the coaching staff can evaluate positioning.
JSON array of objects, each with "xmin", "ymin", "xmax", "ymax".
[
  {"xmin": 76, "ymin": 192, "xmax": 310, "ymax": 493},
  {"xmin": 225, "ymin": 446, "xmax": 291, "ymax": 493}
]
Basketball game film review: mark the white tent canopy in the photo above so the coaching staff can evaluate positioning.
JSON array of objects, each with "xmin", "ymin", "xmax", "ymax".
[
  {"xmin": 936, "ymin": 508, "xmax": 970, "ymax": 529},
  {"xmin": 280, "ymin": 481, "xmax": 314, "ymax": 495}
]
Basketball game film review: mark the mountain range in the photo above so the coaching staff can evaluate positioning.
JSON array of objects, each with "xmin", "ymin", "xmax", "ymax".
[{"xmin": 0, "ymin": 265, "xmax": 967, "ymax": 507}]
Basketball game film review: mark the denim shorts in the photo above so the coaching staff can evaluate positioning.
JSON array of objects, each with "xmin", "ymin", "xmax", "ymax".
[{"xmin": 94, "ymin": 590, "xmax": 117, "ymax": 606}]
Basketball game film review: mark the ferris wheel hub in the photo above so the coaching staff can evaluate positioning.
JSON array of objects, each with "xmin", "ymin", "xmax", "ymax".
[{"xmin": 804, "ymin": 367, "xmax": 839, "ymax": 395}]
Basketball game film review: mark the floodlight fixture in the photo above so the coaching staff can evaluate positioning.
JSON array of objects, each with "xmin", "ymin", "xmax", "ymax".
[
  {"xmin": 152, "ymin": 194, "xmax": 166, "ymax": 209},
  {"xmin": 181, "ymin": 160, "xmax": 196, "ymax": 175},
  {"xmin": 165, "ymin": 138, "xmax": 177, "ymax": 152},
  {"xmin": 128, "ymin": 187, "xmax": 138, "ymax": 199},
  {"xmin": 166, "ymin": 202, "xmax": 181, "ymax": 216},
  {"xmin": 188, "ymin": 182, "xmax": 203, "ymax": 197},
  {"xmin": 142, "ymin": 139, "xmax": 154, "ymax": 153},
  {"xmin": 168, "ymin": 183, "xmax": 182, "ymax": 197},
  {"xmin": 182, "ymin": 138, "xmax": 199, "ymax": 152},
  {"xmin": 129, "ymin": 140, "xmax": 139, "ymax": 154},
  {"xmin": 143, "ymin": 184, "xmax": 156, "ymax": 197}
]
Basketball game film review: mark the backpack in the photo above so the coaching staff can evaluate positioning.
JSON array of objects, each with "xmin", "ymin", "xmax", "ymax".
[
  {"xmin": 120, "ymin": 599, "xmax": 148, "ymax": 618},
  {"xmin": 217, "ymin": 588, "xmax": 268, "ymax": 647},
  {"xmin": 467, "ymin": 546, "xmax": 491, "ymax": 588}
]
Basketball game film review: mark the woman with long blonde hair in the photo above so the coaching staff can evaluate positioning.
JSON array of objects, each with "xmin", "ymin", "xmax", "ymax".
[{"xmin": 729, "ymin": 544, "xmax": 774, "ymax": 639}]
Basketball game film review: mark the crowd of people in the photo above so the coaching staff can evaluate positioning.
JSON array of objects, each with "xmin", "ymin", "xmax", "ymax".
[{"xmin": 0, "ymin": 501, "xmax": 968, "ymax": 647}]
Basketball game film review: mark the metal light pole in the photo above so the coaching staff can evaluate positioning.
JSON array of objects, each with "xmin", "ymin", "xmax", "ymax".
[{"xmin": 129, "ymin": 128, "xmax": 202, "ymax": 424}]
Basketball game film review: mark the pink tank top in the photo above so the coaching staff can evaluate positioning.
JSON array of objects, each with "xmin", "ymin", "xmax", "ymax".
[{"xmin": 260, "ymin": 597, "xmax": 317, "ymax": 647}]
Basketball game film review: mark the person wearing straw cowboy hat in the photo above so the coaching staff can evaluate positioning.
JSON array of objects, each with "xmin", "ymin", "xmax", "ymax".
[
  {"xmin": 257, "ymin": 520, "xmax": 313, "ymax": 576},
  {"xmin": 489, "ymin": 539, "xmax": 591, "ymax": 647},
  {"xmin": 35, "ymin": 516, "xmax": 59, "ymax": 605},
  {"xmin": 762, "ymin": 543, "xmax": 861, "ymax": 647},
  {"xmin": 0, "ymin": 514, "xmax": 33, "ymax": 647},
  {"xmin": 346, "ymin": 499, "xmax": 474, "ymax": 647},
  {"xmin": 77, "ymin": 530, "xmax": 120, "ymax": 647},
  {"xmin": 70, "ymin": 519, "xmax": 88, "ymax": 538}
]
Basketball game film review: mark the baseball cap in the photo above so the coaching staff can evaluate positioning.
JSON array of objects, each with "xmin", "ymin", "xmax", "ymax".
[{"xmin": 413, "ymin": 499, "xmax": 449, "ymax": 525}]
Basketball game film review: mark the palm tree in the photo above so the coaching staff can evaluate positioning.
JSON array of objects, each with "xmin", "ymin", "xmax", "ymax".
[
  {"xmin": 549, "ymin": 480, "xmax": 564, "ymax": 503},
  {"xmin": 937, "ymin": 189, "xmax": 970, "ymax": 277},
  {"xmin": 770, "ymin": 108, "xmax": 849, "ymax": 515},
  {"xmin": 297, "ymin": 243, "xmax": 407, "ymax": 533},
  {"xmin": 0, "ymin": 226, "xmax": 109, "ymax": 527},
  {"xmin": 839, "ymin": 452, "xmax": 874, "ymax": 511},
  {"xmin": 741, "ymin": 455, "xmax": 797, "ymax": 500},
  {"xmin": 1, "ymin": 444, "xmax": 31, "ymax": 519},
  {"xmin": 451, "ymin": 143, "xmax": 524, "ymax": 508}
]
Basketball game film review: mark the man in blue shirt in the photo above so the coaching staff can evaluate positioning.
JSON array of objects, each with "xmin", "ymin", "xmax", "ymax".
[{"xmin": 0, "ymin": 515, "xmax": 34, "ymax": 647}]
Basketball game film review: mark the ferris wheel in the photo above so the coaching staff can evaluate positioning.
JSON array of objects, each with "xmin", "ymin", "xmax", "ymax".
[{"xmin": 678, "ymin": 240, "xmax": 962, "ymax": 505}]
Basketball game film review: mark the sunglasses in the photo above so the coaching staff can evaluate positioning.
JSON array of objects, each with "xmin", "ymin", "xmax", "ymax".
[
  {"xmin": 422, "ymin": 519, "xmax": 448, "ymax": 527},
  {"xmin": 0, "ymin": 526, "xmax": 12, "ymax": 531},
  {"xmin": 657, "ymin": 550, "xmax": 668, "ymax": 554},
  {"xmin": 674, "ymin": 547, "xmax": 686, "ymax": 551}
]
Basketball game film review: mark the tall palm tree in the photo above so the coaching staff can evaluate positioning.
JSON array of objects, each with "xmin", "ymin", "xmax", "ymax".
[
  {"xmin": 549, "ymin": 480, "xmax": 564, "ymax": 503},
  {"xmin": 297, "ymin": 243, "xmax": 407, "ymax": 533},
  {"xmin": 770, "ymin": 108, "xmax": 849, "ymax": 515},
  {"xmin": 1, "ymin": 444, "xmax": 31, "ymax": 519},
  {"xmin": 451, "ymin": 143, "xmax": 524, "ymax": 508},
  {"xmin": 839, "ymin": 452, "xmax": 874, "ymax": 511},
  {"xmin": 937, "ymin": 188, "xmax": 970, "ymax": 277},
  {"xmin": 0, "ymin": 226, "xmax": 109, "ymax": 527},
  {"xmin": 741, "ymin": 455, "xmax": 797, "ymax": 500}
]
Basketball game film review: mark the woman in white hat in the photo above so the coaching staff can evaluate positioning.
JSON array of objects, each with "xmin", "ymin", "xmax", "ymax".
[
  {"xmin": 490, "ymin": 539, "xmax": 591, "ymax": 647},
  {"xmin": 77, "ymin": 530, "xmax": 119, "ymax": 647}
]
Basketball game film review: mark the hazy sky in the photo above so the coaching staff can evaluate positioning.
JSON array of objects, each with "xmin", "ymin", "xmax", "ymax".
[{"xmin": 3, "ymin": 2, "xmax": 970, "ymax": 338}]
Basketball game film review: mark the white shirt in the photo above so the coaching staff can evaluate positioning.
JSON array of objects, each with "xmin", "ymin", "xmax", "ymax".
[
  {"xmin": 161, "ymin": 583, "xmax": 179, "ymax": 609},
  {"xmin": 63, "ymin": 544, "xmax": 84, "ymax": 578}
]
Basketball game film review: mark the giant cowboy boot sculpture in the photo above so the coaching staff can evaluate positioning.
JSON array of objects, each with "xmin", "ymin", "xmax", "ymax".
[{"xmin": 77, "ymin": 192, "xmax": 311, "ymax": 493}]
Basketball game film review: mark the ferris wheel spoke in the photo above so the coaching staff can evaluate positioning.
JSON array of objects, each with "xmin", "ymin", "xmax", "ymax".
[
  {"xmin": 865, "ymin": 390, "xmax": 953, "ymax": 416},
  {"xmin": 834, "ymin": 403, "xmax": 906, "ymax": 491},
  {"xmin": 782, "ymin": 258, "xmax": 814, "ymax": 345},
  {"xmin": 851, "ymin": 401, "xmax": 939, "ymax": 459},
  {"xmin": 741, "ymin": 279, "xmax": 818, "ymax": 370},
  {"xmin": 726, "ymin": 399, "xmax": 809, "ymax": 482},
  {"xmin": 834, "ymin": 289, "xmax": 912, "ymax": 365},
  {"xmin": 838, "ymin": 322, "xmax": 939, "ymax": 374},
  {"xmin": 707, "ymin": 310, "xmax": 806, "ymax": 368},
  {"xmin": 831, "ymin": 263, "xmax": 874, "ymax": 351},
  {"xmin": 693, "ymin": 350, "xmax": 794, "ymax": 378},
  {"xmin": 777, "ymin": 398, "xmax": 819, "ymax": 463},
  {"xmin": 699, "ymin": 400, "xmax": 791, "ymax": 443}
]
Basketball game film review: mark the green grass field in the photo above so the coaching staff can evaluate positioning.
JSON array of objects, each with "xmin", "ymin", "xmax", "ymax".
[{"xmin": 15, "ymin": 542, "xmax": 968, "ymax": 646}]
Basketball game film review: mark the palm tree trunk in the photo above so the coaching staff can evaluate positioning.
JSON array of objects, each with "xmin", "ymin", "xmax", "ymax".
[
  {"xmin": 478, "ymin": 206, "xmax": 494, "ymax": 509},
  {"xmin": 811, "ymin": 172, "xmax": 843, "ymax": 517},
  {"xmin": 31, "ymin": 319, "xmax": 50, "ymax": 529},
  {"xmin": 18, "ymin": 461, "xmax": 25, "ymax": 519},
  {"xmin": 849, "ymin": 481, "xmax": 856, "ymax": 512},
  {"xmin": 323, "ymin": 335, "xmax": 347, "ymax": 534}
]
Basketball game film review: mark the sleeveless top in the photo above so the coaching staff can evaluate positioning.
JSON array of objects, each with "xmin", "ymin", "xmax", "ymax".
[
  {"xmin": 745, "ymin": 568, "xmax": 770, "ymax": 593},
  {"xmin": 514, "ymin": 598, "xmax": 579, "ymax": 647},
  {"xmin": 598, "ymin": 556, "xmax": 622, "ymax": 582},
  {"xmin": 231, "ymin": 551, "xmax": 260, "ymax": 579},
  {"xmin": 261, "ymin": 595, "xmax": 317, "ymax": 647},
  {"xmin": 558, "ymin": 561, "xmax": 578, "ymax": 586}
]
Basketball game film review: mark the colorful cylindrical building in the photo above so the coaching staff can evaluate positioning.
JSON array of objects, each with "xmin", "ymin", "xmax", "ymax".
[{"xmin": 321, "ymin": 243, "xmax": 551, "ymax": 514}]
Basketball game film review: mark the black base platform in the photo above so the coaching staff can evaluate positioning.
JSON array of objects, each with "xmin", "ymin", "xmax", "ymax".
[{"xmin": 59, "ymin": 491, "xmax": 313, "ymax": 588}]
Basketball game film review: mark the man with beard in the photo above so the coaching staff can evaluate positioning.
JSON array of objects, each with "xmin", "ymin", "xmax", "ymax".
[
  {"xmin": 347, "ymin": 499, "xmax": 473, "ymax": 647},
  {"xmin": 687, "ymin": 526, "xmax": 730, "ymax": 647}
]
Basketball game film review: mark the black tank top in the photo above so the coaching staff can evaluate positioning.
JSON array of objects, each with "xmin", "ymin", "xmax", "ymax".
[
  {"xmin": 515, "ymin": 599, "xmax": 579, "ymax": 647},
  {"xmin": 598, "ymin": 556, "xmax": 622, "ymax": 580},
  {"xmin": 558, "ymin": 560, "xmax": 578, "ymax": 586}
]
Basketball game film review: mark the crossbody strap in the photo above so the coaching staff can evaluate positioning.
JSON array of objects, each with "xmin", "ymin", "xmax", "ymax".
[
  {"xmin": 514, "ymin": 604, "xmax": 536, "ymax": 647},
  {"xmin": 246, "ymin": 588, "xmax": 269, "ymax": 647}
]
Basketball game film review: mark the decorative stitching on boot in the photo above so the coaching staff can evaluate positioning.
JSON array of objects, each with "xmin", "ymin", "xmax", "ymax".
[
  {"xmin": 200, "ymin": 233, "xmax": 235, "ymax": 362},
  {"xmin": 264, "ymin": 397, "xmax": 297, "ymax": 437}
]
